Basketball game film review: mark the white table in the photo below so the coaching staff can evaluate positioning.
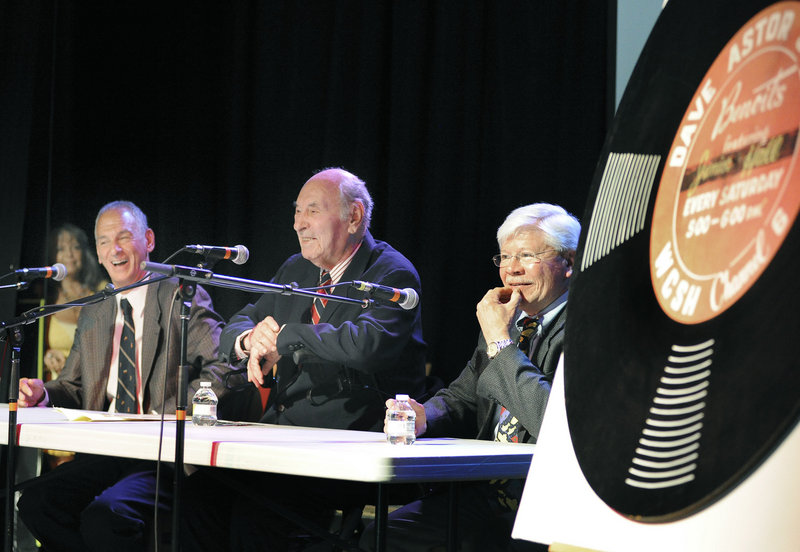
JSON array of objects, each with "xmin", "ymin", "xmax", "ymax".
[{"xmin": 2, "ymin": 405, "xmax": 536, "ymax": 550}]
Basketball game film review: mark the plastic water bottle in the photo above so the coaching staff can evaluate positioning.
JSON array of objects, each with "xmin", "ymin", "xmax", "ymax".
[
  {"xmin": 192, "ymin": 382, "xmax": 218, "ymax": 426},
  {"xmin": 386, "ymin": 394, "xmax": 416, "ymax": 445}
]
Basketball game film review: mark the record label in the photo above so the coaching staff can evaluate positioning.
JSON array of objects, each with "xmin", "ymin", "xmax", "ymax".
[{"xmin": 651, "ymin": 2, "xmax": 800, "ymax": 324}]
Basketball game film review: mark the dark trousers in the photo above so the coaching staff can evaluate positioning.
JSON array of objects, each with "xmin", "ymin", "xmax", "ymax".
[
  {"xmin": 17, "ymin": 454, "xmax": 173, "ymax": 552},
  {"xmin": 359, "ymin": 482, "xmax": 547, "ymax": 552},
  {"xmin": 180, "ymin": 467, "xmax": 374, "ymax": 551}
]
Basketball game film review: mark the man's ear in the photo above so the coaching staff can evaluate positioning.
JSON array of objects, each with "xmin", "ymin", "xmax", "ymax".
[
  {"xmin": 564, "ymin": 250, "xmax": 576, "ymax": 278},
  {"xmin": 145, "ymin": 228, "xmax": 156, "ymax": 253},
  {"xmin": 348, "ymin": 202, "xmax": 364, "ymax": 234}
]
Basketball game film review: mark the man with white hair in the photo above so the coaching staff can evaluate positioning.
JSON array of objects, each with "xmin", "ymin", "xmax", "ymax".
[{"xmin": 361, "ymin": 202, "xmax": 580, "ymax": 552}]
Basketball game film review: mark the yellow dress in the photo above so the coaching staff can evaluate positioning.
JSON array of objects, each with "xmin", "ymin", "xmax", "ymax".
[
  {"xmin": 47, "ymin": 316, "xmax": 77, "ymax": 359},
  {"xmin": 43, "ymin": 281, "xmax": 107, "ymax": 465}
]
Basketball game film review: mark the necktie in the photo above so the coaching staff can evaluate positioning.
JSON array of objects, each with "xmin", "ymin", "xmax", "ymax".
[
  {"xmin": 495, "ymin": 317, "xmax": 540, "ymax": 443},
  {"xmin": 490, "ymin": 314, "xmax": 542, "ymax": 509},
  {"xmin": 310, "ymin": 270, "xmax": 332, "ymax": 324},
  {"xmin": 115, "ymin": 298, "xmax": 138, "ymax": 413},
  {"xmin": 516, "ymin": 315, "xmax": 540, "ymax": 356}
]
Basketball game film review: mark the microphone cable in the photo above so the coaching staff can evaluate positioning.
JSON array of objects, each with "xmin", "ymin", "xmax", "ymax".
[{"xmin": 152, "ymin": 283, "xmax": 180, "ymax": 552}]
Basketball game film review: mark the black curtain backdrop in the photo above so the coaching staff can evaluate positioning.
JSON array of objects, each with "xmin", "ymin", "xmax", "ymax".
[{"xmin": 2, "ymin": 0, "xmax": 611, "ymax": 385}]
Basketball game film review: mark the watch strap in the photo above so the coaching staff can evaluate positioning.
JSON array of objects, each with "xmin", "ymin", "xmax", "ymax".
[{"xmin": 488, "ymin": 338, "xmax": 513, "ymax": 359}]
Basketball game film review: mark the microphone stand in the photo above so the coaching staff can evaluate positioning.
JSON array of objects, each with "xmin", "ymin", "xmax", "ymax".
[
  {"xmin": 171, "ymin": 278, "xmax": 195, "ymax": 552},
  {"xmin": 3, "ymin": 324, "xmax": 22, "ymax": 552},
  {"xmin": 0, "ymin": 282, "xmax": 33, "ymax": 291},
  {"xmin": 0, "ymin": 269, "xmax": 33, "ymax": 548},
  {"xmin": 0, "ymin": 275, "xmax": 166, "ymax": 550},
  {"xmin": 139, "ymin": 262, "xmax": 372, "ymax": 552}
]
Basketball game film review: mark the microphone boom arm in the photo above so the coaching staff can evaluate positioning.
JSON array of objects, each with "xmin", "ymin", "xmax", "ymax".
[
  {"xmin": 141, "ymin": 262, "xmax": 370, "ymax": 308},
  {"xmin": 0, "ymin": 274, "xmax": 169, "ymax": 334}
]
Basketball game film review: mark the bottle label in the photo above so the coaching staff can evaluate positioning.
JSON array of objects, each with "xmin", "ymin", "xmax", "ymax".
[
  {"xmin": 386, "ymin": 419, "xmax": 414, "ymax": 435},
  {"xmin": 193, "ymin": 404, "xmax": 217, "ymax": 417}
]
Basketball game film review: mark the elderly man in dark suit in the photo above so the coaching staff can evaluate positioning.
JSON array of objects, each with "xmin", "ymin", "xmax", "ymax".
[
  {"xmin": 361, "ymin": 203, "xmax": 581, "ymax": 552},
  {"xmin": 222, "ymin": 167, "xmax": 427, "ymax": 429},
  {"xmin": 181, "ymin": 168, "xmax": 427, "ymax": 550},
  {"xmin": 17, "ymin": 200, "xmax": 227, "ymax": 552}
]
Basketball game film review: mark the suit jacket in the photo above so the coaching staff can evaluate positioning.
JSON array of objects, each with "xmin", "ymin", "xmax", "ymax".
[
  {"xmin": 220, "ymin": 231, "xmax": 426, "ymax": 431},
  {"xmin": 45, "ymin": 277, "xmax": 227, "ymax": 415},
  {"xmin": 423, "ymin": 304, "xmax": 567, "ymax": 444}
]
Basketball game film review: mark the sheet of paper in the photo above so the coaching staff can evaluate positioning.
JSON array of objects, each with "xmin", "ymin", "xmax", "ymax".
[{"xmin": 54, "ymin": 408, "xmax": 176, "ymax": 422}]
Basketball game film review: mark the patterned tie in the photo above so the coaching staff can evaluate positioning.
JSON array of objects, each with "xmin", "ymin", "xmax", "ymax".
[
  {"xmin": 310, "ymin": 270, "xmax": 332, "ymax": 324},
  {"xmin": 516, "ymin": 315, "xmax": 540, "ymax": 356},
  {"xmin": 495, "ymin": 316, "xmax": 540, "ymax": 443},
  {"xmin": 490, "ymin": 316, "xmax": 540, "ymax": 511},
  {"xmin": 115, "ymin": 298, "xmax": 138, "ymax": 413}
]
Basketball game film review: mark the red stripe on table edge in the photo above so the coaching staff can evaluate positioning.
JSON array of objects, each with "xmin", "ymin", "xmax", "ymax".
[{"xmin": 211, "ymin": 441, "xmax": 222, "ymax": 466}]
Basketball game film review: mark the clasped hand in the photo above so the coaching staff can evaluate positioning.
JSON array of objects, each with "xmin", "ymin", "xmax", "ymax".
[
  {"xmin": 244, "ymin": 315, "xmax": 282, "ymax": 387},
  {"xmin": 18, "ymin": 378, "xmax": 45, "ymax": 407}
]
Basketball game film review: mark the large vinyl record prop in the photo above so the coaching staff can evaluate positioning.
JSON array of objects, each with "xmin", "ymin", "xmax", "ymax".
[{"xmin": 565, "ymin": 0, "xmax": 800, "ymax": 521}]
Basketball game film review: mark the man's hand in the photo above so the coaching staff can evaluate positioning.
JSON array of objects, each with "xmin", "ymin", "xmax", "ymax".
[
  {"xmin": 476, "ymin": 286, "xmax": 520, "ymax": 343},
  {"xmin": 18, "ymin": 378, "xmax": 45, "ymax": 407},
  {"xmin": 384, "ymin": 397, "xmax": 427, "ymax": 437},
  {"xmin": 244, "ymin": 316, "xmax": 282, "ymax": 387}
]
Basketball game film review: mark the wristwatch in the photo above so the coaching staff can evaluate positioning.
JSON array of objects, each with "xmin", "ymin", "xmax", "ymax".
[
  {"xmin": 239, "ymin": 332, "xmax": 250, "ymax": 355},
  {"xmin": 486, "ymin": 339, "xmax": 513, "ymax": 359}
]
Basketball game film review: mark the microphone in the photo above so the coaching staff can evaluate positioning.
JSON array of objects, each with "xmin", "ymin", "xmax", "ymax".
[
  {"xmin": 184, "ymin": 244, "xmax": 249, "ymax": 265},
  {"xmin": 351, "ymin": 280, "xmax": 419, "ymax": 310},
  {"xmin": 15, "ymin": 264, "xmax": 67, "ymax": 282},
  {"xmin": 141, "ymin": 261, "xmax": 212, "ymax": 280}
]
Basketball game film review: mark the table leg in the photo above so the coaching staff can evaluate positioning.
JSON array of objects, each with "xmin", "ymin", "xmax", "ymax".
[
  {"xmin": 447, "ymin": 481, "xmax": 459, "ymax": 552},
  {"xmin": 375, "ymin": 483, "xmax": 388, "ymax": 552}
]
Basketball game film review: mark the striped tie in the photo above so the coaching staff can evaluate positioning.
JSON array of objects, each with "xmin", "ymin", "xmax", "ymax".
[
  {"xmin": 310, "ymin": 271, "xmax": 332, "ymax": 324},
  {"xmin": 115, "ymin": 298, "xmax": 138, "ymax": 413}
]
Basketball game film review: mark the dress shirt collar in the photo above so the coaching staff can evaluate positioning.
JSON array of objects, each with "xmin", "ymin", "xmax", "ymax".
[
  {"xmin": 115, "ymin": 278, "xmax": 149, "ymax": 314},
  {"xmin": 515, "ymin": 290, "xmax": 568, "ymax": 334},
  {"xmin": 324, "ymin": 240, "xmax": 362, "ymax": 285}
]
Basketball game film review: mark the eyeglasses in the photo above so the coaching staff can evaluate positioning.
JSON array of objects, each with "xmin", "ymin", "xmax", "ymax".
[{"xmin": 492, "ymin": 249, "xmax": 557, "ymax": 267}]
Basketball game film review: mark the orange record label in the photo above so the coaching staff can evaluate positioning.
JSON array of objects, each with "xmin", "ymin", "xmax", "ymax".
[{"xmin": 650, "ymin": 2, "xmax": 800, "ymax": 324}]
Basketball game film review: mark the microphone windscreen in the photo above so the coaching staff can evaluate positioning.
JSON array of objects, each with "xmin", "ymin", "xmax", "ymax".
[
  {"xmin": 53, "ymin": 263, "xmax": 67, "ymax": 281},
  {"xmin": 233, "ymin": 245, "xmax": 250, "ymax": 265}
]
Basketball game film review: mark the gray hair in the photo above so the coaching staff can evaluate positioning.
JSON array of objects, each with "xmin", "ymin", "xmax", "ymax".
[
  {"xmin": 95, "ymin": 200, "xmax": 149, "ymax": 238},
  {"xmin": 327, "ymin": 168, "xmax": 374, "ymax": 233},
  {"xmin": 496, "ymin": 203, "xmax": 581, "ymax": 252}
]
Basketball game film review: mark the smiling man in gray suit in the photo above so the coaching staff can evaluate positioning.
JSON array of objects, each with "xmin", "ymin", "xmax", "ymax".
[
  {"xmin": 362, "ymin": 203, "xmax": 581, "ymax": 552},
  {"xmin": 17, "ymin": 200, "xmax": 227, "ymax": 552}
]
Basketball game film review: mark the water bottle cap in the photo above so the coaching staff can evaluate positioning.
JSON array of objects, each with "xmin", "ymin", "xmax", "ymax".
[
  {"xmin": 395, "ymin": 394, "xmax": 410, "ymax": 401},
  {"xmin": 200, "ymin": 381, "xmax": 212, "ymax": 388}
]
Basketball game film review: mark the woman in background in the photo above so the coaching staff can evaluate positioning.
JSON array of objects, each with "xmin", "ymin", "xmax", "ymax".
[
  {"xmin": 43, "ymin": 223, "xmax": 106, "ymax": 379},
  {"xmin": 40, "ymin": 224, "xmax": 107, "ymax": 468}
]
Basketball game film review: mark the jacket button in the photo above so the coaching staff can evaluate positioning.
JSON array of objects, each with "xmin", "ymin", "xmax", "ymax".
[{"xmin": 277, "ymin": 404, "xmax": 285, "ymax": 412}]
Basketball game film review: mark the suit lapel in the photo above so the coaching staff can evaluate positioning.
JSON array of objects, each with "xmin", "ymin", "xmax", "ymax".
[
  {"xmin": 534, "ymin": 306, "xmax": 567, "ymax": 367},
  {"xmin": 140, "ymin": 281, "xmax": 162, "ymax": 392},
  {"xmin": 317, "ymin": 233, "xmax": 374, "ymax": 325},
  {"xmin": 87, "ymin": 298, "xmax": 116, "ymax": 410}
]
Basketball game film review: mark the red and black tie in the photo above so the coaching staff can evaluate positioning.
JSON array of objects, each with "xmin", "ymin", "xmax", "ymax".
[{"xmin": 310, "ymin": 270, "xmax": 332, "ymax": 324}]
